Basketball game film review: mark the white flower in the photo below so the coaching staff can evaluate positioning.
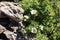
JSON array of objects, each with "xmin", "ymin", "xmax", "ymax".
[
  {"xmin": 24, "ymin": 15, "xmax": 29, "ymax": 19},
  {"xmin": 30, "ymin": 10, "xmax": 37, "ymax": 15},
  {"xmin": 24, "ymin": 19, "xmax": 27, "ymax": 21},
  {"xmin": 31, "ymin": 27, "xmax": 37, "ymax": 33},
  {"xmin": 39, "ymin": 25, "xmax": 44, "ymax": 30}
]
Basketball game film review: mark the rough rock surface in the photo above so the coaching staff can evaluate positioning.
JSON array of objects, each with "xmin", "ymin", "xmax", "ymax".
[{"xmin": 0, "ymin": 2, "xmax": 25, "ymax": 40}]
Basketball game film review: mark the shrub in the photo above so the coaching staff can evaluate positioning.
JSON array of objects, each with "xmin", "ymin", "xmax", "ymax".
[{"xmin": 14, "ymin": 0, "xmax": 60, "ymax": 40}]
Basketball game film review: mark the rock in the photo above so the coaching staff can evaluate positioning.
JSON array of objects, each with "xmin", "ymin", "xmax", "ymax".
[
  {"xmin": 0, "ymin": 25, "xmax": 6, "ymax": 34},
  {"xmin": 4, "ymin": 30, "xmax": 17, "ymax": 40},
  {"xmin": 0, "ymin": 2, "xmax": 24, "ymax": 40},
  {"xmin": 0, "ymin": 2, "xmax": 24, "ymax": 22}
]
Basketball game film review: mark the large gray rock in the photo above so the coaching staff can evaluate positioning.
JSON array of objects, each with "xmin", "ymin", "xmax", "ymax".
[
  {"xmin": 0, "ymin": 2, "xmax": 24, "ymax": 40},
  {"xmin": 0, "ymin": 2, "xmax": 24, "ymax": 22}
]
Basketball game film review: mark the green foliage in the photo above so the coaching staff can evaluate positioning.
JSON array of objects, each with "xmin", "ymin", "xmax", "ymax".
[
  {"xmin": 14, "ymin": 0, "xmax": 20, "ymax": 2},
  {"xmin": 20, "ymin": 0, "xmax": 60, "ymax": 40}
]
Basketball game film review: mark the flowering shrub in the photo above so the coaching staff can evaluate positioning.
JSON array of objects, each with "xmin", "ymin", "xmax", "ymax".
[{"xmin": 14, "ymin": 0, "xmax": 60, "ymax": 40}]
